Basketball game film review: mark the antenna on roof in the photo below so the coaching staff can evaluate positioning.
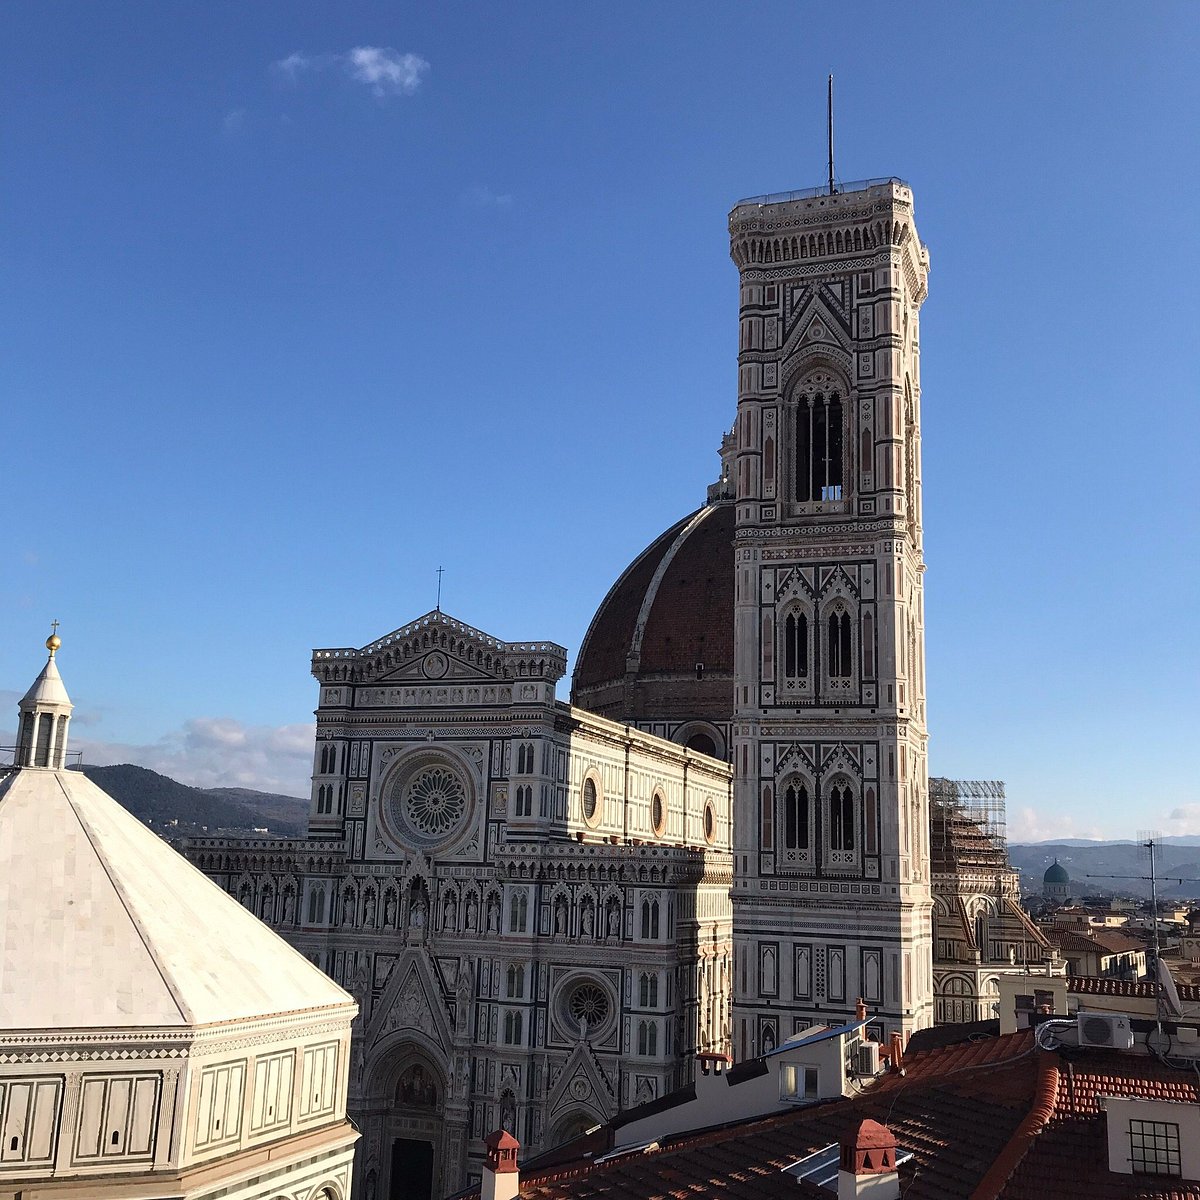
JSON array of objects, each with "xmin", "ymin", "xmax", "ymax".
[
  {"xmin": 827, "ymin": 74, "xmax": 836, "ymax": 196},
  {"xmin": 1087, "ymin": 833, "xmax": 1200, "ymax": 1050}
]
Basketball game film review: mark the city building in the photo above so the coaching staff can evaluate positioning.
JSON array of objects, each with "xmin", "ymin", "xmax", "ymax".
[
  {"xmin": 185, "ymin": 174, "xmax": 938, "ymax": 1197},
  {"xmin": 928, "ymin": 779, "xmax": 1054, "ymax": 1023},
  {"xmin": 1043, "ymin": 859, "xmax": 1072, "ymax": 903},
  {"xmin": 455, "ymin": 1026, "xmax": 1200, "ymax": 1198},
  {"xmin": 0, "ymin": 637, "xmax": 359, "ymax": 1200},
  {"xmin": 725, "ymin": 179, "xmax": 934, "ymax": 1051},
  {"xmin": 185, "ymin": 612, "xmax": 733, "ymax": 1200}
]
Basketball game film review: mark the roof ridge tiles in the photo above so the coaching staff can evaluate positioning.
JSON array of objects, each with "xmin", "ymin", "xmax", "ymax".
[{"xmin": 967, "ymin": 1051, "xmax": 1060, "ymax": 1200}]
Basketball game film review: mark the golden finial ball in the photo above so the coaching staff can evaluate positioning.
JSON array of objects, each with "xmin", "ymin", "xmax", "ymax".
[{"xmin": 46, "ymin": 633, "xmax": 62, "ymax": 654}]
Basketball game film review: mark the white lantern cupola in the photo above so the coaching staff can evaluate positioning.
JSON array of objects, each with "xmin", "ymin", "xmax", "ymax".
[{"xmin": 15, "ymin": 626, "xmax": 73, "ymax": 769}]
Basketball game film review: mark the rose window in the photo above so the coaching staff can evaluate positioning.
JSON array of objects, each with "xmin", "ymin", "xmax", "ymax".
[
  {"xmin": 405, "ymin": 768, "xmax": 466, "ymax": 838},
  {"xmin": 567, "ymin": 981, "xmax": 609, "ymax": 1029},
  {"xmin": 382, "ymin": 754, "xmax": 473, "ymax": 850}
]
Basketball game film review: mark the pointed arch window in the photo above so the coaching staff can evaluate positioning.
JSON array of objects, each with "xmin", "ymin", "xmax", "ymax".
[
  {"xmin": 637, "ymin": 1020, "xmax": 658, "ymax": 1056},
  {"xmin": 783, "ymin": 611, "xmax": 808, "ymax": 679},
  {"xmin": 503, "ymin": 1010, "xmax": 524, "ymax": 1045},
  {"xmin": 828, "ymin": 612, "xmax": 852, "ymax": 678},
  {"xmin": 829, "ymin": 784, "xmax": 855, "ymax": 852},
  {"xmin": 506, "ymin": 964, "xmax": 525, "ymax": 999},
  {"xmin": 784, "ymin": 782, "xmax": 809, "ymax": 850},
  {"xmin": 508, "ymin": 891, "xmax": 529, "ymax": 933},
  {"xmin": 794, "ymin": 382, "xmax": 844, "ymax": 502}
]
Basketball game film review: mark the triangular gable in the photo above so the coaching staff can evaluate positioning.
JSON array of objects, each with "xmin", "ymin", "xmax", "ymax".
[
  {"xmin": 783, "ymin": 290, "xmax": 851, "ymax": 353},
  {"xmin": 366, "ymin": 947, "xmax": 454, "ymax": 1054},
  {"xmin": 546, "ymin": 1039, "xmax": 616, "ymax": 1118}
]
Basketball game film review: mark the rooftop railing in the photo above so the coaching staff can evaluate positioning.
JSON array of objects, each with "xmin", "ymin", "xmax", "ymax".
[{"xmin": 732, "ymin": 177, "xmax": 909, "ymax": 208}]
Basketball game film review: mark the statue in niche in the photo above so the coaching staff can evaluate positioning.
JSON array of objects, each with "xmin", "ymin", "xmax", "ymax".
[
  {"xmin": 443, "ymin": 892, "xmax": 457, "ymax": 931},
  {"xmin": 384, "ymin": 890, "xmax": 397, "ymax": 927},
  {"xmin": 364, "ymin": 890, "xmax": 377, "ymax": 927},
  {"xmin": 281, "ymin": 889, "xmax": 295, "ymax": 923},
  {"xmin": 553, "ymin": 895, "xmax": 567, "ymax": 935},
  {"xmin": 486, "ymin": 893, "xmax": 500, "ymax": 933},
  {"xmin": 410, "ymin": 888, "xmax": 428, "ymax": 931},
  {"xmin": 580, "ymin": 897, "xmax": 594, "ymax": 938},
  {"xmin": 605, "ymin": 896, "xmax": 620, "ymax": 937},
  {"xmin": 341, "ymin": 890, "xmax": 355, "ymax": 925},
  {"xmin": 500, "ymin": 1092, "xmax": 517, "ymax": 1136},
  {"xmin": 465, "ymin": 892, "xmax": 478, "ymax": 931},
  {"xmin": 456, "ymin": 959, "xmax": 474, "ymax": 1035}
]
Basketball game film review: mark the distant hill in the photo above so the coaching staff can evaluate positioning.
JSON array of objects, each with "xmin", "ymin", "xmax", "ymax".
[
  {"xmin": 1009, "ymin": 840, "xmax": 1200, "ymax": 901},
  {"xmin": 72, "ymin": 764, "xmax": 308, "ymax": 837}
]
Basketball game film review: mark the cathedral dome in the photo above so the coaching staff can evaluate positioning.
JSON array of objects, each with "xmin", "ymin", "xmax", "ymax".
[
  {"xmin": 571, "ymin": 497, "xmax": 734, "ymax": 751},
  {"xmin": 1043, "ymin": 859, "xmax": 1070, "ymax": 885}
]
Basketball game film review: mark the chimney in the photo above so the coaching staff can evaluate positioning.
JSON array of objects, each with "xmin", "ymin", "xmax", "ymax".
[
  {"xmin": 855, "ymin": 997, "xmax": 868, "ymax": 1024},
  {"xmin": 888, "ymin": 1032, "xmax": 904, "ymax": 1073},
  {"xmin": 837, "ymin": 1118, "xmax": 901, "ymax": 1200},
  {"xmin": 482, "ymin": 1129, "xmax": 520, "ymax": 1200}
]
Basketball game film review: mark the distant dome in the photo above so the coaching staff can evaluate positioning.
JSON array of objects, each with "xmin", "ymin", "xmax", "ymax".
[
  {"xmin": 1043, "ymin": 859, "xmax": 1070, "ymax": 885},
  {"xmin": 572, "ymin": 499, "xmax": 734, "ymax": 743}
]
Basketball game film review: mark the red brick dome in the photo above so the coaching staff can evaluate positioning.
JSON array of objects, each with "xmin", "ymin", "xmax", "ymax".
[{"xmin": 571, "ymin": 499, "xmax": 734, "ymax": 751}]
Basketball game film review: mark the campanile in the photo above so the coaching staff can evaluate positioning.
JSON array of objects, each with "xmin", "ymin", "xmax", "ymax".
[{"xmin": 727, "ymin": 179, "xmax": 933, "ymax": 1051}]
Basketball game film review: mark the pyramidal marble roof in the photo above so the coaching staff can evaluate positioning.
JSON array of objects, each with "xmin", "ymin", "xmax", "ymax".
[{"xmin": 0, "ymin": 765, "xmax": 352, "ymax": 1031}]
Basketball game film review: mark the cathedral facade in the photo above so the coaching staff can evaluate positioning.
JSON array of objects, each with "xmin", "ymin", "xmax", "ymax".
[
  {"xmin": 186, "ymin": 612, "xmax": 732, "ymax": 1199},
  {"xmin": 186, "ymin": 175, "xmax": 940, "ymax": 1198}
]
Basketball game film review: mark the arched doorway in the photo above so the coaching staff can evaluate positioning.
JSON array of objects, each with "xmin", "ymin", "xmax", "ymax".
[{"xmin": 365, "ymin": 1045, "xmax": 448, "ymax": 1200}]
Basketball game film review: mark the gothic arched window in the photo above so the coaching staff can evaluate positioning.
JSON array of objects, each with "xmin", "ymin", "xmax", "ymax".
[
  {"xmin": 503, "ymin": 1010, "xmax": 523, "ymax": 1045},
  {"xmin": 783, "ymin": 611, "xmax": 809, "ymax": 679},
  {"xmin": 640, "ymin": 898, "xmax": 660, "ymax": 940},
  {"xmin": 828, "ymin": 611, "xmax": 852, "ymax": 678},
  {"xmin": 784, "ymin": 782, "xmax": 809, "ymax": 850},
  {"xmin": 829, "ymin": 784, "xmax": 855, "ymax": 851},
  {"xmin": 637, "ymin": 1020, "xmax": 658, "ymax": 1056},
  {"xmin": 794, "ymin": 376, "xmax": 844, "ymax": 502},
  {"xmin": 509, "ymin": 891, "xmax": 529, "ymax": 933},
  {"xmin": 506, "ymin": 964, "xmax": 525, "ymax": 998},
  {"xmin": 639, "ymin": 972, "xmax": 659, "ymax": 1008}
]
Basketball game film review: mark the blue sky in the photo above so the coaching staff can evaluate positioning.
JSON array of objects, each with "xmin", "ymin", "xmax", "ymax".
[{"xmin": 2, "ymin": 2, "xmax": 1197, "ymax": 839}]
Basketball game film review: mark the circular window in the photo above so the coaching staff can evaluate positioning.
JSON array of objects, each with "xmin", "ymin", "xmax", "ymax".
[
  {"xmin": 703, "ymin": 801, "xmax": 716, "ymax": 844},
  {"xmin": 559, "ymin": 977, "xmax": 612, "ymax": 1037},
  {"xmin": 651, "ymin": 790, "xmax": 666, "ymax": 836},
  {"xmin": 581, "ymin": 776, "xmax": 601, "ymax": 827},
  {"xmin": 382, "ymin": 753, "xmax": 473, "ymax": 850},
  {"xmin": 406, "ymin": 767, "xmax": 465, "ymax": 838}
]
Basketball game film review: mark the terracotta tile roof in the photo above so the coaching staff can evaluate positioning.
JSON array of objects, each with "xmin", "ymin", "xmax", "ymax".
[
  {"xmin": 471, "ymin": 1031, "xmax": 1200, "ymax": 1200},
  {"xmin": 470, "ymin": 1032, "xmax": 1040, "ymax": 1200},
  {"xmin": 999, "ymin": 1050, "xmax": 1200, "ymax": 1199},
  {"xmin": 1069, "ymin": 976, "xmax": 1200, "ymax": 1002},
  {"xmin": 1046, "ymin": 928, "xmax": 1145, "ymax": 958}
]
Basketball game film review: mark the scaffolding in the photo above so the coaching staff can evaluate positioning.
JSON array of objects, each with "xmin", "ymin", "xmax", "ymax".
[{"xmin": 929, "ymin": 778, "xmax": 1009, "ymax": 874}]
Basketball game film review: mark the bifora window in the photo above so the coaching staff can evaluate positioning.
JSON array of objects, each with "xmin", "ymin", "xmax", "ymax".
[
  {"xmin": 829, "ymin": 784, "xmax": 855, "ymax": 852},
  {"xmin": 783, "ymin": 611, "xmax": 808, "ymax": 679},
  {"xmin": 784, "ymin": 782, "xmax": 809, "ymax": 850},
  {"xmin": 793, "ymin": 373, "xmax": 844, "ymax": 502},
  {"xmin": 1129, "ymin": 1119, "xmax": 1181, "ymax": 1176}
]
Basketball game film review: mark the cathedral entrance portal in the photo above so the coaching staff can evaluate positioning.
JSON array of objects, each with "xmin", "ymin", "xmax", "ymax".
[
  {"xmin": 391, "ymin": 1136, "xmax": 435, "ymax": 1200},
  {"xmin": 372, "ymin": 1053, "xmax": 446, "ymax": 1200}
]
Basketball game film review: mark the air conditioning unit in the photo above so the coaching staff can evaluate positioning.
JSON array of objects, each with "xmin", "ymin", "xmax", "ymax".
[
  {"xmin": 854, "ymin": 1041, "xmax": 880, "ymax": 1076},
  {"xmin": 1077, "ymin": 1011, "xmax": 1134, "ymax": 1050}
]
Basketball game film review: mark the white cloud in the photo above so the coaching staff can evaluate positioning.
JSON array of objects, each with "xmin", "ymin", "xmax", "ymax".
[
  {"xmin": 222, "ymin": 108, "xmax": 246, "ymax": 134},
  {"xmin": 8, "ymin": 717, "xmax": 318, "ymax": 797},
  {"xmin": 1167, "ymin": 805, "xmax": 1200, "ymax": 835},
  {"xmin": 346, "ymin": 47, "xmax": 429, "ymax": 96},
  {"xmin": 1009, "ymin": 805, "xmax": 1107, "ymax": 844},
  {"xmin": 273, "ymin": 46, "xmax": 429, "ymax": 98}
]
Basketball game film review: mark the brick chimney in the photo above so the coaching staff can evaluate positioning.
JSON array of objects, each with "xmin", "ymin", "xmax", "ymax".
[
  {"xmin": 837, "ymin": 1119, "xmax": 900, "ymax": 1200},
  {"xmin": 482, "ymin": 1129, "xmax": 520, "ymax": 1200}
]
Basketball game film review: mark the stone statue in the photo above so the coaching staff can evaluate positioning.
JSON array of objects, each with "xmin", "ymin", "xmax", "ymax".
[
  {"xmin": 486, "ymin": 894, "xmax": 500, "ymax": 933},
  {"xmin": 465, "ymin": 892, "xmax": 478, "ymax": 930},
  {"xmin": 554, "ymin": 895, "xmax": 567, "ymax": 935},
  {"xmin": 606, "ymin": 897, "xmax": 620, "ymax": 937},
  {"xmin": 364, "ymin": 890, "xmax": 377, "ymax": 927},
  {"xmin": 384, "ymin": 891, "xmax": 397, "ymax": 926},
  {"xmin": 443, "ymin": 892, "xmax": 457, "ymax": 931},
  {"xmin": 581, "ymin": 898, "xmax": 594, "ymax": 938}
]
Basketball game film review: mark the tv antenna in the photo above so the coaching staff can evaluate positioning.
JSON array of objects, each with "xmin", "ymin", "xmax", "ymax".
[
  {"xmin": 1087, "ymin": 834, "xmax": 1200, "ymax": 1045},
  {"xmin": 827, "ymin": 74, "xmax": 836, "ymax": 196}
]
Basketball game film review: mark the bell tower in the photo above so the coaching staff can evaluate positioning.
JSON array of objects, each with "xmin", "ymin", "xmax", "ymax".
[{"xmin": 727, "ymin": 179, "xmax": 933, "ymax": 1051}]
